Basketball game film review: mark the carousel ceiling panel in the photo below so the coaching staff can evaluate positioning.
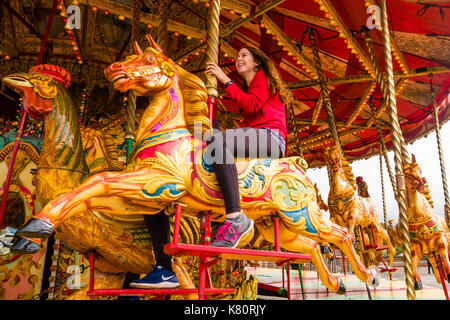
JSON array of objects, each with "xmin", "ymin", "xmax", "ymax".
[{"xmin": 0, "ymin": 0, "xmax": 448, "ymax": 168}]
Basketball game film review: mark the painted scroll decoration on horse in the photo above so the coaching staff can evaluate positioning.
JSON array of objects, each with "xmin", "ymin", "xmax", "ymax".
[{"xmin": 4, "ymin": 35, "xmax": 380, "ymax": 295}]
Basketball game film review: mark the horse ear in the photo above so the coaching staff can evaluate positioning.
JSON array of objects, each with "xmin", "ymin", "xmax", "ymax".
[
  {"xmin": 145, "ymin": 34, "xmax": 164, "ymax": 54},
  {"xmin": 133, "ymin": 41, "xmax": 144, "ymax": 55},
  {"xmin": 411, "ymin": 154, "xmax": 416, "ymax": 163}
]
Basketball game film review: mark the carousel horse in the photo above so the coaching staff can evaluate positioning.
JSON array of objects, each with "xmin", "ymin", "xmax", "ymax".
[
  {"xmin": 388, "ymin": 155, "xmax": 450, "ymax": 290},
  {"xmin": 7, "ymin": 35, "xmax": 380, "ymax": 294},
  {"xmin": 2, "ymin": 64, "xmax": 200, "ymax": 300},
  {"xmin": 324, "ymin": 145, "xmax": 396, "ymax": 266}
]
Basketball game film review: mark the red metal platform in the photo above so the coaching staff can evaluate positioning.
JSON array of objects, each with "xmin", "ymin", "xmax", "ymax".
[
  {"xmin": 87, "ymin": 203, "xmax": 312, "ymax": 300},
  {"xmin": 165, "ymin": 243, "xmax": 311, "ymax": 265}
]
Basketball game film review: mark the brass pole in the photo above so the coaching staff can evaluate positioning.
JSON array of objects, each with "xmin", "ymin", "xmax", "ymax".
[
  {"xmin": 380, "ymin": 0, "xmax": 415, "ymax": 300},
  {"xmin": 379, "ymin": 146, "xmax": 387, "ymax": 227},
  {"xmin": 307, "ymin": 27, "xmax": 342, "ymax": 153},
  {"xmin": 375, "ymin": 121, "xmax": 397, "ymax": 199},
  {"xmin": 124, "ymin": 0, "xmax": 141, "ymax": 162},
  {"xmin": 157, "ymin": 0, "xmax": 170, "ymax": 51},
  {"xmin": 204, "ymin": 0, "xmax": 221, "ymax": 99},
  {"xmin": 429, "ymin": 74, "xmax": 450, "ymax": 228},
  {"xmin": 287, "ymin": 103, "xmax": 304, "ymax": 157}
]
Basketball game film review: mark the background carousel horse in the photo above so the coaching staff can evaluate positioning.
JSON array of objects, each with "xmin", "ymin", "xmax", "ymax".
[
  {"xmin": 387, "ymin": 155, "xmax": 450, "ymax": 290},
  {"xmin": 324, "ymin": 145, "xmax": 396, "ymax": 267},
  {"xmin": 8, "ymin": 35, "xmax": 380, "ymax": 294},
  {"xmin": 2, "ymin": 64, "xmax": 203, "ymax": 300}
]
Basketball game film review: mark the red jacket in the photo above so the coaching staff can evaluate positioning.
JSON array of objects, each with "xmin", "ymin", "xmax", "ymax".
[{"xmin": 224, "ymin": 70, "xmax": 287, "ymax": 142}]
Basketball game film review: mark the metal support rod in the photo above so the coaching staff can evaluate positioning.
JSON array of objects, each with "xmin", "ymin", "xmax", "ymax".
[
  {"xmin": 307, "ymin": 27, "xmax": 342, "ymax": 153},
  {"xmin": 0, "ymin": 0, "xmax": 58, "ymax": 228},
  {"xmin": 429, "ymin": 74, "xmax": 450, "ymax": 229},
  {"xmin": 375, "ymin": 121, "xmax": 397, "ymax": 199},
  {"xmin": 287, "ymin": 103, "xmax": 303, "ymax": 157},
  {"xmin": 157, "ymin": 0, "xmax": 170, "ymax": 51},
  {"xmin": 297, "ymin": 264, "xmax": 305, "ymax": 300},
  {"xmin": 380, "ymin": 0, "xmax": 415, "ymax": 300},
  {"xmin": 204, "ymin": 0, "xmax": 220, "ymax": 99},
  {"xmin": 379, "ymin": 147, "xmax": 387, "ymax": 227},
  {"xmin": 124, "ymin": 0, "xmax": 141, "ymax": 163}
]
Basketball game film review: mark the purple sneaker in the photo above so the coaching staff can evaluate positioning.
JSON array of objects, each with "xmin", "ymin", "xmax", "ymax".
[{"xmin": 210, "ymin": 214, "xmax": 254, "ymax": 248}]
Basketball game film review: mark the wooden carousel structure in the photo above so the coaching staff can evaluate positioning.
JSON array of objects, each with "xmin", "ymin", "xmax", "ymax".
[{"xmin": 0, "ymin": 0, "xmax": 449, "ymax": 300}]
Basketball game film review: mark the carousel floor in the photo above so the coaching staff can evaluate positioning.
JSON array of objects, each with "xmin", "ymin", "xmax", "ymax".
[{"xmin": 246, "ymin": 267, "xmax": 447, "ymax": 300}]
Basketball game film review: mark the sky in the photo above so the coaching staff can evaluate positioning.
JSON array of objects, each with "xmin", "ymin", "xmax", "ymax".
[{"xmin": 307, "ymin": 122, "xmax": 450, "ymax": 224}]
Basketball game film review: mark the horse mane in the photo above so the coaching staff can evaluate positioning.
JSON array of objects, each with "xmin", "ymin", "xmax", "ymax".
[
  {"xmin": 175, "ymin": 65, "xmax": 212, "ymax": 137},
  {"xmin": 410, "ymin": 161, "xmax": 434, "ymax": 208},
  {"xmin": 340, "ymin": 153, "xmax": 356, "ymax": 189}
]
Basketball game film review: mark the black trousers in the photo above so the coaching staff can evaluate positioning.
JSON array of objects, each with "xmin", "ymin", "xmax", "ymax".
[
  {"xmin": 143, "ymin": 126, "xmax": 284, "ymax": 272},
  {"xmin": 206, "ymin": 127, "xmax": 284, "ymax": 214},
  {"xmin": 144, "ymin": 211, "xmax": 172, "ymax": 272}
]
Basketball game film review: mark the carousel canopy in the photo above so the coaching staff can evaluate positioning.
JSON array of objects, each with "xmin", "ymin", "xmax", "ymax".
[{"xmin": 0, "ymin": 0, "xmax": 449, "ymax": 167}]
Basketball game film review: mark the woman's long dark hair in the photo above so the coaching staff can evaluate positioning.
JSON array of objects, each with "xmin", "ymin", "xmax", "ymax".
[{"xmin": 240, "ymin": 46, "xmax": 293, "ymax": 106}]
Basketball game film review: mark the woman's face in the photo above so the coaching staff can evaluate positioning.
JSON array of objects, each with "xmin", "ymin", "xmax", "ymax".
[{"xmin": 236, "ymin": 48, "xmax": 258, "ymax": 76}]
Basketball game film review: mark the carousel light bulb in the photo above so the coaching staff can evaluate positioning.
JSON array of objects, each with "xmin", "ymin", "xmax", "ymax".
[
  {"xmin": 118, "ymin": 15, "xmax": 125, "ymax": 20},
  {"xmin": 72, "ymin": 0, "xmax": 79, "ymax": 5}
]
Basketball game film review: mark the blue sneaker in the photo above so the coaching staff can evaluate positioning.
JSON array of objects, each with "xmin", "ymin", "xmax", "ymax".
[{"xmin": 130, "ymin": 265, "xmax": 180, "ymax": 289}]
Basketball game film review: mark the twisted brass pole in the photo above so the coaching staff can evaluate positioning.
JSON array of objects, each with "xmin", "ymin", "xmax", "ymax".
[
  {"xmin": 379, "ymin": 146, "xmax": 387, "ymax": 227},
  {"xmin": 429, "ymin": 74, "xmax": 450, "ymax": 228},
  {"xmin": 307, "ymin": 28, "xmax": 342, "ymax": 154},
  {"xmin": 204, "ymin": 0, "xmax": 220, "ymax": 99},
  {"xmin": 380, "ymin": 0, "xmax": 415, "ymax": 300},
  {"xmin": 375, "ymin": 121, "xmax": 397, "ymax": 199},
  {"xmin": 157, "ymin": 0, "xmax": 170, "ymax": 51},
  {"xmin": 287, "ymin": 103, "xmax": 304, "ymax": 157},
  {"xmin": 124, "ymin": 0, "xmax": 142, "ymax": 162}
]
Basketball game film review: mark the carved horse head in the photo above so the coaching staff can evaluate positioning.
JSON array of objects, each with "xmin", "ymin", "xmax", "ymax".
[
  {"xmin": 403, "ymin": 154, "xmax": 434, "ymax": 207},
  {"xmin": 105, "ymin": 35, "xmax": 176, "ymax": 96}
]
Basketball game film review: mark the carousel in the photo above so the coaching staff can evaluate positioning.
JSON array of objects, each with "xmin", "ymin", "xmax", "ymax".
[{"xmin": 0, "ymin": 0, "xmax": 449, "ymax": 301}]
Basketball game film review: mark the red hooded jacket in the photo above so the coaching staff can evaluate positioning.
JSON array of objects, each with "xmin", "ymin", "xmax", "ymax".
[{"xmin": 224, "ymin": 70, "xmax": 287, "ymax": 142}]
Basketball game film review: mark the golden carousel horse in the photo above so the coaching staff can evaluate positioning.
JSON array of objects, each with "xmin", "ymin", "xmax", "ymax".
[
  {"xmin": 324, "ymin": 145, "xmax": 396, "ymax": 266},
  {"xmin": 387, "ymin": 155, "xmax": 450, "ymax": 290},
  {"xmin": 2, "ymin": 65, "xmax": 201, "ymax": 300},
  {"xmin": 5, "ymin": 35, "xmax": 380, "ymax": 295}
]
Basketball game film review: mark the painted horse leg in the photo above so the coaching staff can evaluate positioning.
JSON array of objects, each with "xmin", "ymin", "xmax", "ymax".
[
  {"xmin": 318, "ymin": 224, "xmax": 378, "ymax": 287},
  {"xmin": 411, "ymin": 244, "xmax": 423, "ymax": 290},
  {"xmin": 437, "ymin": 236, "xmax": 450, "ymax": 282},
  {"xmin": 426, "ymin": 252, "xmax": 441, "ymax": 284},
  {"xmin": 16, "ymin": 169, "xmax": 165, "ymax": 238},
  {"xmin": 256, "ymin": 222, "xmax": 345, "ymax": 294}
]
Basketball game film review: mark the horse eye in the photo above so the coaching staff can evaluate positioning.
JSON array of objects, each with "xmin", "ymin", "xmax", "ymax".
[{"xmin": 148, "ymin": 57, "xmax": 154, "ymax": 63}]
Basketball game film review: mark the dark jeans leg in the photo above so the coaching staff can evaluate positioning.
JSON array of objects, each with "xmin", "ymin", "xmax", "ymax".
[
  {"xmin": 144, "ymin": 210, "xmax": 173, "ymax": 272},
  {"xmin": 206, "ymin": 128, "xmax": 283, "ymax": 215}
]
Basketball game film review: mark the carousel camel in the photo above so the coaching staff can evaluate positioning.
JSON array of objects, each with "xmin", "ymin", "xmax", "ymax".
[
  {"xmin": 324, "ymin": 145, "xmax": 396, "ymax": 266},
  {"xmin": 6, "ymin": 35, "xmax": 379, "ymax": 295},
  {"xmin": 387, "ymin": 155, "xmax": 450, "ymax": 290}
]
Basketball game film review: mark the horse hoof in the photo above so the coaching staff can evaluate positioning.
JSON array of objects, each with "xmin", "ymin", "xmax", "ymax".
[
  {"xmin": 367, "ymin": 269, "xmax": 379, "ymax": 287},
  {"xmin": 10, "ymin": 237, "xmax": 40, "ymax": 254},
  {"xmin": 414, "ymin": 281, "xmax": 423, "ymax": 290},
  {"xmin": 16, "ymin": 218, "xmax": 54, "ymax": 238},
  {"xmin": 447, "ymin": 274, "xmax": 450, "ymax": 284},
  {"xmin": 336, "ymin": 278, "xmax": 346, "ymax": 295}
]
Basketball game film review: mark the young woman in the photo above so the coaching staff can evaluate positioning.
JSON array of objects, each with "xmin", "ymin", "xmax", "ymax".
[{"xmin": 205, "ymin": 46, "xmax": 292, "ymax": 248}]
